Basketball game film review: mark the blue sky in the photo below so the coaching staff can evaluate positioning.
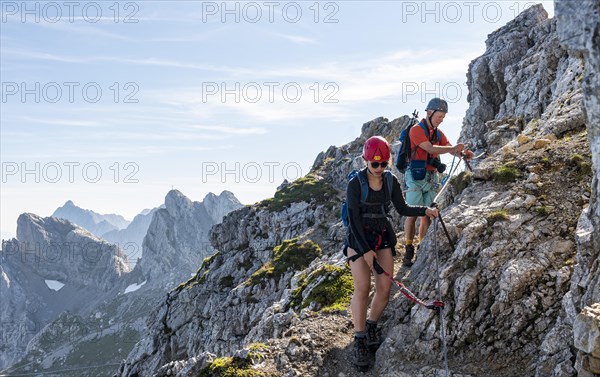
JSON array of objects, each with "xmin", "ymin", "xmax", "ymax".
[{"xmin": 0, "ymin": 1, "xmax": 554, "ymax": 238}]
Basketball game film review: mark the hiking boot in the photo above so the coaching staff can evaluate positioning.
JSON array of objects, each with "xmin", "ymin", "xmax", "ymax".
[
  {"xmin": 353, "ymin": 335, "xmax": 369, "ymax": 371},
  {"xmin": 365, "ymin": 321, "xmax": 381, "ymax": 351},
  {"xmin": 403, "ymin": 244, "xmax": 415, "ymax": 267}
]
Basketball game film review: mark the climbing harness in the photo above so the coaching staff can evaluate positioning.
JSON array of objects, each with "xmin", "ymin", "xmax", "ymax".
[{"xmin": 346, "ymin": 252, "xmax": 443, "ymax": 310}]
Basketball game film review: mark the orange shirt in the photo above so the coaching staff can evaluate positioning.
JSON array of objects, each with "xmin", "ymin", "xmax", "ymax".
[{"xmin": 409, "ymin": 119, "xmax": 450, "ymax": 171}]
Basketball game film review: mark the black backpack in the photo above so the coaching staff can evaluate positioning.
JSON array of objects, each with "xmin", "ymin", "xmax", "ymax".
[{"xmin": 395, "ymin": 114, "xmax": 441, "ymax": 178}]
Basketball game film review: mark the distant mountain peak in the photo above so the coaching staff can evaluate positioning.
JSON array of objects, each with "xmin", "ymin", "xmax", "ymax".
[
  {"xmin": 52, "ymin": 200, "xmax": 130, "ymax": 238},
  {"xmin": 139, "ymin": 189, "xmax": 242, "ymax": 284},
  {"xmin": 218, "ymin": 190, "xmax": 238, "ymax": 200}
]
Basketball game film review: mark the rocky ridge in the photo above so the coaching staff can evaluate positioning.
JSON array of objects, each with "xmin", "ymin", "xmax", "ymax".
[
  {"xmin": 138, "ymin": 190, "xmax": 242, "ymax": 286},
  {"xmin": 0, "ymin": 190, "xmax": 242, "ymax": 376},
  {"xmin": 102, "ymin": 207, "xmax": 161, "ymax": 267},
  {"xmin": 551, "ymin": 1, "xmax": 600, "ymax": 375},
  {"xmin": 52, "ymin": 200, "xmax": 130, "ymax": 238},
  {"xmin": 0, "ymin": 214, "xmax": 130, "ymax": 370},
  {"xmin": 115, "ymin": 4, "xmax": 597, "ymax": 377}
]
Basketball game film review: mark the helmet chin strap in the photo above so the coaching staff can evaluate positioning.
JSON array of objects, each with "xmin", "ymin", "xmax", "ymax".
[{"xmin": 428, "ymin": 110, "xmax": 438, "ymax": 130}]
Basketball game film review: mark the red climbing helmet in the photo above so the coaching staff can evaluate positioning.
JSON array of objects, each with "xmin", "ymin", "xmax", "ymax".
[{"xmin": 362, "ymin": 136, "xmax": 391, "ymax": 162}]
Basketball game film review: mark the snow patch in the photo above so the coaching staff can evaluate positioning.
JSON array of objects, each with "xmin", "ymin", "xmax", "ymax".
[
  {"xmin": 45, "ymin": 280, "xmax": 65, "ymax": 291},
  {"xmin": 1, "ymin": 269, "xmax": 10, "ymax": 288},
  {"xmin": 124, "ymin": 280, "xmax": 147, "ymax": 294}
]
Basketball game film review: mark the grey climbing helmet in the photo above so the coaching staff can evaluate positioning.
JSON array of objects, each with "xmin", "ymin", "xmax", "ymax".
[{"xmin": 425, "ymin": 98, "xmax": 448, "ymax": 113}]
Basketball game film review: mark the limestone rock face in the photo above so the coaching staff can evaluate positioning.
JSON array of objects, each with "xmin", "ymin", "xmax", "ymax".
[
  {"xmin": 460, "ymin": 4, "xmax": 585, "ymax": 155},
  {"xmin": 202, "ymin": 190, "xmax": 243, "ymax": 223},
  {"xmin": 0, "ymin": 214, "xmax": 130, "ymax": 369},
  {"xmin": 137, "ymin": 190, "xmax": 242, "ymax": 286},
  {"xmin": 102, "ymin": 207, "xmax": 160, "ymax": 266},
  {"xmin": 12, "ymin": 213, "xmax": 130, "ymax": 290},
  {"xmin": 115, "ymin": 4, "xmax": 599, "ymax": 377},
  {"xmin": 552, "ymin": 1, "xmax": 600, "ymax": 376},
  {"xmin": 555, "ymin": 0, "xmax": 600, "ymax": 306},
  {"xmin": 573, "ymin": 304, "xmax": 600, "ymax": 376}
]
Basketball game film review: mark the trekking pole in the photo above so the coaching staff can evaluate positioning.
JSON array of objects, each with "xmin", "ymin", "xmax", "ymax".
[
  {"xmin": 372, "ymin": 260, "xmax": 444, "ymax": 310},
  {"xmin": 433, "ymin": 219, "xmax": 450, "ymax": 376},
  {"xmin": 429, "ymin": 202, "xmax": 455, "ymax": 252},
  {"xmin": 434, "ymin": 211, "xmax": 455, "ymax": 251},
  {"xmin": 431, "ymin": 163, "xmax": 459, "ymax": 251}
]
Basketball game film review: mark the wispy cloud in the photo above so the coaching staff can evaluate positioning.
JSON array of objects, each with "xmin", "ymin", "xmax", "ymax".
[
  {"xmin": 1, "ymin": 48, "xmax": 255, "ymax": 75},
  {"xmin": 273, "ymin": 33, "xmax": 316, "ymax": 45},
  {"xmin": 81, "ymin": 130, "xmax": 229, "ymax": 142},
  {"xmin": 133, "ymin": 48, "xmax": 471, "ymax": 123},
  {"xmin": 3, "ymin": 46, "xmax": 467, "ymax": 86},
  {"xmin": 32, "ymin": 21, "xmax": 138, "ymax": 42},
  {"xmin": 4, "ymin": 144, "xmax": 232, "ymax": 159},
  {"xmin": 189, "ymin": 125, "xmax": 268, "ymax": 135},
  {"xmin": 21, "ymin": 117, "xmax": 102, "ymax": 127}
]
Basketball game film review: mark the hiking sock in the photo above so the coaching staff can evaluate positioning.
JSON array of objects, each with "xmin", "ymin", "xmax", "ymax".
[
  {"xmin": 354, "ymin": 331, "xmax": 367, "ymax": 339},
  {"xmin": 403, "ymin": 244, "xmax": 415, "ymax": 267}
]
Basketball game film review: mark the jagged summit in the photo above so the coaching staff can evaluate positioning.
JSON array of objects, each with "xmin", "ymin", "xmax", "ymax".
[
  {"xmin": 164, "ymin": 189, "xmax": 194, "ymax": 215},
  {"xmin": 203, "ymin": 190, "xmax": 243, "ymax": 223},
  {"xmin": 485, "ymin": 4, "xmax": 548, "ymax": 48},
  {"xmin": 52, "ymin": 199, "xmax": 130, "ymax": 238},
  {"xmin": 138, "ymin": 189, "xmax": 243, "ymax": 286},
  {"xmin": 461, "ymin": 3, "xmax": 585, "ymax": 155}
]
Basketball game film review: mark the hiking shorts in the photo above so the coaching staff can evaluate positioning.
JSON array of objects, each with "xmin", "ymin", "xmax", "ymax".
[
  {"xmin": 344, "ymin": 222, "xmax": 397, "ymax": 257},
  {"xmin": 404, "ymin": 169, "xmax": 441, "ymax": 207}
]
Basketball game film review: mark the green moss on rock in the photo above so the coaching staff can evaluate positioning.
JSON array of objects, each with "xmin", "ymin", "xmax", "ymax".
[
  {"xmin": 487, "ymin": 210, "xmax": 509, "ymax": 225},
  {"xmin": 449, "ymin": 171, "xmax": 472, "ymax": 195},
  {"xmin": 305, "ymin": 265, "xmax": 353, "ymax": 312},
  {"xmin": 289, "ymin": 264, "xmax": 353, "ymax": 313},
  {"xmin": 198, "ymin": 356, "xmax": 264, "ymax": 377},
  {"xmin": 202, "ymin": 252, "xmax": 220, "ymax": 270},
  {"xmin": 569, "ymin": 153, "xmax": 593, "ymax": 177},
  {"xmin": 259, "ymin": 175, "xmax": 336, "ymax": 212},
  {"xmin": 247, "ymin": 238, "xmax": 322, "ymax": 286},
  {"xmin": 492, "ymin": 163, "xmax": 520, "ymax": 183}
]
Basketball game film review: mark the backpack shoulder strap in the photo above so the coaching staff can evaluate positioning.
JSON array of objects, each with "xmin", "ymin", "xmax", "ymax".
[
  {"xmin": 356, "ymin": 169, "xmax": 369, "ymax": 203},
  {"xmin": 418, "ymin": 121, "xmax": 429, "ymax": 139},
  {"xmin": 384, "ymin": 171, "xmax": 394, "ymax": 203},
  {"xmin": 409, "ymin": 122, "xmax": 428, "ymax": 160},
  {"xmin": 419, "ymin": 121, "xmax": 442, "ymax": 143}
]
